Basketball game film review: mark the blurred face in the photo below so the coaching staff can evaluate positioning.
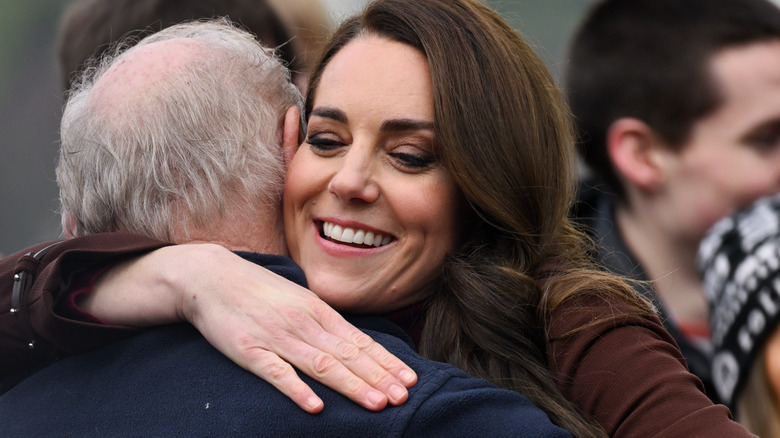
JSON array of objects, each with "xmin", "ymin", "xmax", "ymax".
[
  {"xmin": 660, "ymin": 40, "xmax": 780, "ymax": 245},
  {"xmin": 283, "ymin": 36, "xmax": 462, "ymax": 313}
]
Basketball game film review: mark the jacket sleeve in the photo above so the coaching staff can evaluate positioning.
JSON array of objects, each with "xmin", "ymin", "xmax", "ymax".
[
  {"xmin": 0, "ymin": 232, "xmax": 171, "ymax": 384},
  {"xmin": 547, "ymin": 293, "xmax": 757, "ymax": 438}
]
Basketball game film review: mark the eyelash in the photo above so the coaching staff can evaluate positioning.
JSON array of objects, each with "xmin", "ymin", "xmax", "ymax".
[
  {"xmin": 306, "ymin": 136, "xmax": 343, "ymax": 152},
  {"xmin": 306, "ymin": 133, "xmax": 436, "ymax": 171},
  {"xmin": 389, "ymin": 151, "xmax": 435, "ymax": 169},
  {"xmin": 749, "ymin": 133, "xmax": 780, "ymax": 148}
]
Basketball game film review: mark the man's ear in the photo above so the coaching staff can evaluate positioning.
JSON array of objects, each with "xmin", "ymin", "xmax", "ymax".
[
  {"xmin": 607, "ymin": 117, "xmax": 667, "ymax": 194},
  {"xmin": 61, "ymin": 213, "xmax": 76, "ymax": 239},
  {"xmin": 282, "ymin": 106, "xmax": 301, "ymax": 166}
]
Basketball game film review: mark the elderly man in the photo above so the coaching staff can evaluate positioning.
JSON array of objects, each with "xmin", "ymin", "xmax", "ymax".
[{"xmin": 0, "ymin": 20, "xmax": 570, "ymax": 437}]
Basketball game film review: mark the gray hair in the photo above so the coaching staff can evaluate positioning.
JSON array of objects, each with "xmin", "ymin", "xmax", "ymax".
[{"xmin": 57, "ymin": 18, "xmax": 303, "ymax": 240}]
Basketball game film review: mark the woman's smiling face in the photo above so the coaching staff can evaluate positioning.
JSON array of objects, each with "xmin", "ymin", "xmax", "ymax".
[{"xmin": 283, "ymin": 36, "xmax": 462, "ymax": 313}]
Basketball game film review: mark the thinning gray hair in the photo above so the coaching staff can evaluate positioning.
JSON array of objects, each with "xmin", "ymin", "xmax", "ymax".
[{"xmin": 57, "ymin": 18, "xmax": 303, "ymax": 241}]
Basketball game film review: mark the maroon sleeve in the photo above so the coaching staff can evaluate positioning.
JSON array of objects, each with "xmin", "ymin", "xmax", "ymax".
[
  {"xmin": 0, "ymin": 232, "xmax": 171, "ymax": 380},
  {"xmin": 547, "ymin": 293, "xmax": 757, "ymax": 438},
  {"xmin": 54, "ymin": 263, "xmax": 113, "ymax": 324}
]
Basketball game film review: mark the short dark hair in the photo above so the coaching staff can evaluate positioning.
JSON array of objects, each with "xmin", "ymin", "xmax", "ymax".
[
  {"xmin": 566, "ymin": 0, "xmax": 780, "ymax": 199},
  {"xmin": 56, "ymin": 0, "xmax": 299, "ymax": 91}
]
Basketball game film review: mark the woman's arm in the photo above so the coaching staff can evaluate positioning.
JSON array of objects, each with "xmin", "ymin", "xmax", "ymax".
[
  {"xmin": 547, "ymin": 293, "xmax": 755, "ymax": 438},
  {"xmin": 3, "ymin": 235, "xmax": 416, "ymax": 412},
  {"xmin": 0, "ymin": 234, "xmax": 417, "ymax": 410}
]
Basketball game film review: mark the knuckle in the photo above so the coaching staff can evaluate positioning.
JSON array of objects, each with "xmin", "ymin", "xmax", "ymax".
[
  {"xmin": 348, "ymin": 331, "xmax": 375, "ymax": 349},
  {"xmin": 335, "ymin": 341, "xmax": 361, "ymax": 361},
  {"xmin": 235, "ymin": 333, "xmax": 262, "ymax": 351},
  {"xmin": 359, "ymin": 341, "xmax": 399, "ymax": 368},
  {"xmin": 265, "ymin": 360, "xmax": 296, "ymax": 381},
  {"xmin": 247, "ymin": 350, "xmax": 296, "ymax": 381},
  {"xmin": 340, "ymin": 377, "xmax": 364, "ymax": 395},
  {"xmin": 309, "ymin": 300, "xmax": 331, "ymax": 318},
  {"xmin": 311, "ymin": 352, "xmax": 338, "ymax": 376},
  {"xmin": 365, "ymin": 365, "xmax": 392, "ymax": 386},
  {"xmin": 282, "ymin": 308, "xmax": 310, "ymax": 327},
  {"xmin": 287, "ymin": 383, "xmax": 312, "ymax": 401}
]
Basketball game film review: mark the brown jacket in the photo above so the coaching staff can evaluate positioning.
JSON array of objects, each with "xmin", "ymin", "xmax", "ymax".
[{"xmin": 0, "ymin": 232, "xmax": 755, "ymax": 437}]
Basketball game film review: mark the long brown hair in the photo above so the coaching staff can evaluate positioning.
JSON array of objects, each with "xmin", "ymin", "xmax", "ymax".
[{"xmin": 305, "ymin": 1, "xmax": 650, "ymax": 436}]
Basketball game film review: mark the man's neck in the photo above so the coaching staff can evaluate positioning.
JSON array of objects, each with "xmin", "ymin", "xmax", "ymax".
[
  {"xmin": 614, "ymin": 203, "xmax": 709, "ymax": 329},
  {"xmin": 173, "ymin": 208, "xmax": 288, "ymax": 256}
]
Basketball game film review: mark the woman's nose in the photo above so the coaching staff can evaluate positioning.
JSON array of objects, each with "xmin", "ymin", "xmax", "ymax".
[{"xmin": 327, "ymin": 147, "xmax": 380, "ymax": 204}]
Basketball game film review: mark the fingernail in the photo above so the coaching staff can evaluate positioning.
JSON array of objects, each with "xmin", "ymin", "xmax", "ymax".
[
  {"xmin": 307, "ymin": 396, "xmax": 323, "ymax": 412},
  {"xmin": 367, "ymin": 390, "xmax": 386, "ymax": 407},
  {"xmin": 389, "ymin": 384, "xmax": 406, "ymax": 403},
  {"xmin": 399, "ymin": 370, "xmax": 416, "ymax": 386}
]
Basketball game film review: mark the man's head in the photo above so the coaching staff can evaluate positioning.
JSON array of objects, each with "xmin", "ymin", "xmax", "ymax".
[
  {"xmin": 57, "ymin": 19, "xmax": 303, "ymax": 253},
  {"xmin": 567, "ymin": 0, "xmax": 780, "ymax": 201}
]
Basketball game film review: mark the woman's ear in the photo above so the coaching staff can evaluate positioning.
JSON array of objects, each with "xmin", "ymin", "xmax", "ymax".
[
  {"xmin": 282, "ymin": 106, "xmax": 301, "ymax": 165},
  {"xmin": 606, "ymin": 117, "xmax": 666, "ymax": 194}
]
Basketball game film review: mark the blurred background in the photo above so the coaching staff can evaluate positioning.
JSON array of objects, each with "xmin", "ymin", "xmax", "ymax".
[{"xmin": 0, "ymin": 0, "xmax": 594, "ymax": 255}]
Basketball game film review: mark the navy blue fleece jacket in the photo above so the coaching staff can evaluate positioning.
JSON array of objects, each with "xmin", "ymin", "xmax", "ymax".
[{"xmin": 0, "ymin": 253, "xmax": 570, "ymax": 438}]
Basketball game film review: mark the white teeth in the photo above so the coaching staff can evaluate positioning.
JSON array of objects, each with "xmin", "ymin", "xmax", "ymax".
[
  {"xmin": 331, "ymin": 225, "xmax": 344, "ymax": 241},
  {"xmin": 321, "ymin": 221, "xmax": 391, "ymax": 247},
  {"xmin": 353, "ymin": 230, "xmax": 365, "ymax": 245}
]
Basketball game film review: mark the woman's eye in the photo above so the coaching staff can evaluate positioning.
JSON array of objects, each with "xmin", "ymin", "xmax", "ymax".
[
  {"xmin": 752, "ymin": 137, "xmax": 779, "ymax": 150},
  {"xmin": 745, "ymin": 124, "xmax": 780, "ymax": 152},
  {"xmin": 747, "ymin": 134, "xmax": 780, "ymax": 153},
  {"xmin": 306, "ymin": 134, "xmax": 344, "ymax": 153},
  {"xmin": 389, "ymin": 151, "xmax": 436, "ymax": 170}
]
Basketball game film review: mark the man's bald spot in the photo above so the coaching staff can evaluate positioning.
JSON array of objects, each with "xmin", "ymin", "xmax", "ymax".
[{"xmin": 90, "ymin": 38, "xmax": 208, "ymax": 112}]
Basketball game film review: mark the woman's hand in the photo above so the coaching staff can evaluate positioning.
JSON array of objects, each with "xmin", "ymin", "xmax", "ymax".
[{"xmin": 84, "ymin": 243, "xmax": 417, "ymax": 413}]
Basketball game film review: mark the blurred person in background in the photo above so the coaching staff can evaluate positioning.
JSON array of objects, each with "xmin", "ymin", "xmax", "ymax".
[
  {"xmin": 699, "ymin": 193, "xmax": 780, "ymax": 437},
  {"xmin": 567, "ymin": 0, "xmax": 780, "ymax": 403},
  {"xmin": 266, "ymin": 0, "xmax": 332, "ymax": 92},
  {"xmin": 56, "ymin": 0, "xmax": 332, "ymax": 91}
]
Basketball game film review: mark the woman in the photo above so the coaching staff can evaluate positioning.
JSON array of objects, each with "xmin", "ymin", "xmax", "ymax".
[{"xmin": 1, "ymin": 0, "xmax": 752, "ymax": 436}]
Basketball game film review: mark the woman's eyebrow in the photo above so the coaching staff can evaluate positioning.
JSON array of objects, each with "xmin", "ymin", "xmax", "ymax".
[
  {"xmin": 380, "ymin": 119, "xmax": 435, "ymax": 132},
  {"xmin": 310, "ymin": 106, "xmax": 348, "ymax": 123},
  {"xmin": 309, "ymin": 108, "xmax": 433, "ymax": 133}
]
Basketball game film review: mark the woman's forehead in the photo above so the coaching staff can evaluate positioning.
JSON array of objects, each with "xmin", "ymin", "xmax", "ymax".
[{"xmin": 312, "ymin": 36, "xmax": 434, "ymax": 123}]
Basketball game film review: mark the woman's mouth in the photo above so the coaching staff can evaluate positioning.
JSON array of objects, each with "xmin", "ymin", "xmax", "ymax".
[{"xmin": 319, "ymin": 220, "xmax": 393, "ymax": 248}]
